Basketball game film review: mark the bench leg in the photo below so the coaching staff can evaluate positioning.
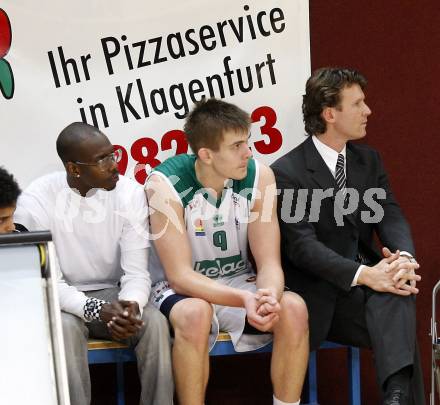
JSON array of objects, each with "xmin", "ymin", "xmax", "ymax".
[
  {"xmin": 116, "ymin": 361, "xmax": 125, "ymax": 405},
  {"xmin": 348, "ymin": 347, "xmax": 361, "ymax": 405},
  {"xmin": 306, "ymin": 350, "xmax": 319, "ymax": 405}
]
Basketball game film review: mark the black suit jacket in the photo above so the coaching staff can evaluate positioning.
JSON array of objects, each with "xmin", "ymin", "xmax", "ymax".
[{"xmin": 271, "ymin": 136, "xmax": 415, "ymax": 348}]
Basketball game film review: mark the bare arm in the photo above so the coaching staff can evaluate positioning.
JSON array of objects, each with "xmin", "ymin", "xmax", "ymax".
[{"xmin": 248, "ymin": 164, "xmax": 284, "ymax": 301}]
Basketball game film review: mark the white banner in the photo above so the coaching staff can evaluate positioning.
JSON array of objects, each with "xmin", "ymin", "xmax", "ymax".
[{"xmin": 0, "ymin": 0, "xmax": 310, "ymax": 187}]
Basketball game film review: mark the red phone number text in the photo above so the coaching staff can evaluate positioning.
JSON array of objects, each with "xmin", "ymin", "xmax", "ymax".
[{"xmin": 114, "ymin": 105, "xmax": 282, "ymax": 184}]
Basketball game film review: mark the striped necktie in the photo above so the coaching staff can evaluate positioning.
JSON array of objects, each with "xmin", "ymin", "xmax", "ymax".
[{"xmin": 335, "ymin": 153, "xmax": 346, "ymax": 194}]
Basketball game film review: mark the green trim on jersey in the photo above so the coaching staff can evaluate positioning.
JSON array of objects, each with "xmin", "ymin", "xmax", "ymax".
[
  {"xmin": 154, "ymin": 154, "xmax": 257, "ymax": 208},
  {"xmin": 153, "ymin": 154, "xmax": 199, "ymax": 207}
]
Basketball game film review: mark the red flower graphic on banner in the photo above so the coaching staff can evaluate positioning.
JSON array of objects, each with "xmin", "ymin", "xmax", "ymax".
[{"xmin": 0, "ymin": 8, "xmax": 14, "ymax": 99}]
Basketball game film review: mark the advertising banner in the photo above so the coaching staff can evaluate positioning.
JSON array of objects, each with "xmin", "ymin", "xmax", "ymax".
[{"xmin": 1, "ymin": 0, "xmax": 310, "ymax": 186}]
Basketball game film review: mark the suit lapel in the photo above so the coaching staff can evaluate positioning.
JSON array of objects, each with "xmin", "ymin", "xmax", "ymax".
[
  {"xmin": 303, "ymin": 138, "xmax": 366, "ymax": 228},
  {"xmin": 303, "ymin": 137, "xmax": 336, "ymax": 191},
  {"xmin": 345, "ymin": 144, "xmax": 368, "ymax": 226},
  {"xmin": 303, "ymin": 137, "xmax": 354, "ymax": 225},
  {"xmin": 345, "ymin": 145, "xmax": 366, "ymax": 189}
]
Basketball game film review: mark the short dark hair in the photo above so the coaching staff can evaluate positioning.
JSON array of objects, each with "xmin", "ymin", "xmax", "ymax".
[
  {"xmin": 184, "ymin": 98, "xmax": 251, "ymax": 154},
  {"xmin": 56, "ymin": 122, "xmax": 103, "ymax": 163},
  {"xmin": 0, "ymin": 167, "xmax": 21, "ymax": 208},
  {"xmin": 302, "ymin": 67, "xmax": 367, "ymax": 136}
]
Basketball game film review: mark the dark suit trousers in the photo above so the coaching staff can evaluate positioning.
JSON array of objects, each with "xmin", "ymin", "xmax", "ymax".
[{"xmin": 324, "ymin": 287, "xmax": 425, "ymax": 404}]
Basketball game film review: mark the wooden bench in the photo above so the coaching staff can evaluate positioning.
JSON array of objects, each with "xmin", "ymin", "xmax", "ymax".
[{"xmin": 88, "ymin": 333, "xmax": 361, "ymax": 405}]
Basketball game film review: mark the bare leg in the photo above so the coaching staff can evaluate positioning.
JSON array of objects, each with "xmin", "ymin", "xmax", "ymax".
[
  {"xmin": 271, "ymin": 292, "xmax": 309, "ymax": 402},
  {"xmin": 169, "ymin": 298, "xmax": 213, "ymax": 405}
]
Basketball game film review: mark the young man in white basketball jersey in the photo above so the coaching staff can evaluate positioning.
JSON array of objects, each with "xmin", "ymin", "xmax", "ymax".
[{"xmin": 147, "ymin": 98, "xmax": 309, "ymax": 405}]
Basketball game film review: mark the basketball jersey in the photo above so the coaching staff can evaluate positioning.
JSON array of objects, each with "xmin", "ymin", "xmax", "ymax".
[{"xmin": 148, "ymin": 154, "xmax": 259, "ymax": 284}]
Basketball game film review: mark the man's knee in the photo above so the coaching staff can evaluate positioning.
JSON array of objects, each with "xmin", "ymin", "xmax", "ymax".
[
  {"xmin": 278, "ymin": 292, "xmax": 309, "ymax": 335},
  {"xmin": 141, "ymin": 304, "xmax": 169, "ymax": 330},
  {"xmin": 62, "ymin": 312, "xmax": 88, "ymax": 341},
  {"xmin": 368, "ymin": 290, "xmax": 416, "ymax": 319},
  {"xmin": 61, "ymin": 312, "xmax": 89, "ymax": 373},
  {"xmin": 137, "ymin": 304, "xmax": 171, "ymax": 343},
  {"xmin": 170, "ymin": 298, "xmax": 213, "ymax": 344}
]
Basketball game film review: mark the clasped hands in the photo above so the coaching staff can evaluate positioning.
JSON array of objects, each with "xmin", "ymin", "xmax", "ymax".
[
  {"xmin": 358, "ymin": 247, "xmax": 421, "ymax": 296},
  {"xmin": 244, "ymin": 288, "xmax": 281, "ymax": 332},
  {"xmin": 100, "ymin": 300, "xmax": 144, "ymax": 340}
]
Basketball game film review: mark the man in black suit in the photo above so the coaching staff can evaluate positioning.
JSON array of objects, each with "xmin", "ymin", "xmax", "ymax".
[{"xmin": 271, "ymin": 67, "xmax": 424, "ymax": 404}]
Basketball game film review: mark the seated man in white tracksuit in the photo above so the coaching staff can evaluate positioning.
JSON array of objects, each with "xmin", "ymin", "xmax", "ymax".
[{"xmin": 15, "ymin": 122, "xmax": 174, "ymax": 405}]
